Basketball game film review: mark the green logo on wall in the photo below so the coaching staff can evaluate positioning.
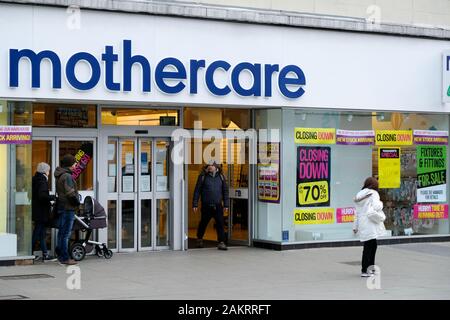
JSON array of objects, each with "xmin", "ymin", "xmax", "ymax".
[{"xmin": 448, "ymin": 85, "xmax": 450, "ymax": 97}]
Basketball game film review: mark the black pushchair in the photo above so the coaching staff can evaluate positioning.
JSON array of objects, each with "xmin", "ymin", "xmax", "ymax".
[{"xmin": 69, "ymin": 196, "xmax": 113, "ymax": 261}]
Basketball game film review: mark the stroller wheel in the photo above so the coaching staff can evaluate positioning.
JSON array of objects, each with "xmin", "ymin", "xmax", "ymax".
[
  {"xmin": 104, "ymin": 249, "xmax": 113, "ymax": 259},
  {"xmin": 95, "ymin": 245, "xmax": 104, "ymax": 257},
  {"xmin": 70, "ymin": 243, "xmax": 86, "ymax": 261}
]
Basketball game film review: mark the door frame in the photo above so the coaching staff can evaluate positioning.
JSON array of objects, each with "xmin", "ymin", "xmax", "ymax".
[
  {"xmin": 31, "ymin": 131, "xmax": 99, "ymax": 254},
  {"xmin": 100, "ymin": 128, "xmax": 176, "ymax": 252},
  {"xmin": 31, "ymin": 137, "xmax": 56, "ymax": 192},
  {"xmin": 105, "ymin": 137, "xmax": 119, "ymax": 252},
  {"xmin": 136, "ymin": 137, "xmax": 171, "ymax": 251},
  {"xmin": 137, "ymin": 138, "xmax": 152, "ymax": 251},
  {"xmin": 117, "ymin": 138, "xmax": 138, "ymax": 252},
  {"xmin": 226, "ymin": 137, "xmax": 252, "ymax": 246},
  {"xmin": 31, "ymin": 137, "xmax": 57, "ymax": 255},
  {"xmin": 184, "ymin": 133, "xmax": 253, "ymax": 248},
  {"xmin": 33, "ymin": 127, "xmax": 98, "ymax": 198},
  {"xmin": 152, "ymin": 138, "xmax": 171, "ymax": 250},
  {"xmin": 55, "ymin": 136, "xmax": 97, "ymax": 202}
]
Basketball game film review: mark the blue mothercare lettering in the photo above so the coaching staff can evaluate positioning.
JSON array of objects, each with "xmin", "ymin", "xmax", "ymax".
[
  {"xmin": 9, "ymin": 49, "xmax": 62, "ymax": 89},
  {"xmin": 102, "ymin": 45, "xmax": 120, "ymax": 91},
  {"xmin": 8, "ymin": 40, "xmax": 306, "ymax": 99},
  {"xmin": 123, "ymin": 39, "xmax": 151, "ymax": 92},
  {"xmin": 278, "ymin": 65, "xmax": 306, "ymax": 99},
  {"xmin": 205, "ymin": 60, "xmax": 231, "ymax": 96},
  {"xmin": 155, "ymin": 57, "xmax": 186, "ymax": 94},
  {"xmin": 66, "ymin": 52, "xmax": 101, "ymax": 90},
  {"xmin": 231, "ymin": 62, "xmax": 261, "ymax": 97}
]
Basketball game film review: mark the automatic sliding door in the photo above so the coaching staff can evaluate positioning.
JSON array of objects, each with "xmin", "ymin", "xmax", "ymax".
[
  {"xmin": 57, "ymin": 139, "xmax": 96, "ymax": 201},
  {"xmin": 138, "ymin": 139, "xmax": 152, "ymax": 250},
  {"xmin": 110, "ymin": 137, "xmax": 171, "ymax": 251},
  {"xmin": 106, "ymin": 138, "xmax": 119, "ymax": 250},
  {"xmin": 118, "ymin": 139, "xmax": 137, "ymax": 251},
  {"xmin": 228, "ymin": 139, "xmax": 250, "ymax": 245},
  {"xmin": 155, "ymin": 139, "xmax": 170, "ymax": 248},
  {"xmin": 31, "ymin": 138, "xmax": 56, "ymax": 255}
]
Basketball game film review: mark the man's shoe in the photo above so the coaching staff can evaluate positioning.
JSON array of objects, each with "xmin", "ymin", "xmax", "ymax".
[
  {"xmin": 60, "ymin": 259, "xmax": 78, "ymax": 265},
  {"xmin": 361, "ymin": 272, "xmax": 371, "ymax": 277},
  {"xmin": 217, "ymin": 242, "xmax": 228, "ymax": 251},
  {"xmin": 196, "ymin": 239, "xmax": 204, "ymax": 248}
]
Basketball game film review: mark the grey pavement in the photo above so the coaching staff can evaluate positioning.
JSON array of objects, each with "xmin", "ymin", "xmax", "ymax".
[{"xmin": 1, "ymin": 242, "xmax": 450, "ymax": 300}]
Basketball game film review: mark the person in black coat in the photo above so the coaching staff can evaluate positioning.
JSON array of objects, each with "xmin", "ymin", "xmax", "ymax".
[
  {"xmin": 192, "ymin": 161, "xmax": 230, "ymax": 250},
  {"xmin": 32, "ymin": 162, "xmax": 56, "ymax": 260}
]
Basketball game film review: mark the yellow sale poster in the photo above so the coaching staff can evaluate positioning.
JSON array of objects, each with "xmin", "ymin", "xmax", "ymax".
[
  {"xmin": 294, "ymin": 128, "xmax": 336, "ymax": 144},
  {"xmin": 375, "ymin": 130, "xmax": 413, "ymax": 146},
  {"xmin": 294, "ymin": 208, "xmax": 334, "ymax": 225},
  {"xmin": 378, "ymin": 148, "xmax": 401, "ymax": 189}
]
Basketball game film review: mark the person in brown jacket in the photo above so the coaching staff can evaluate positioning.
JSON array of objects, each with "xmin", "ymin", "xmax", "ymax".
[{"xmin": 54, "ymin": 154, "xmax": 80, "ymax": 265}]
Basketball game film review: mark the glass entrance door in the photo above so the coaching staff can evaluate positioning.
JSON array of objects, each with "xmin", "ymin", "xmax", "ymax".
[
  {"xmin": 118, "ymin": 139, "xmax": 137, "ymax": 251},
  {"xmin": 31, "ymin": 138, "xmax": 55, "ymax": 255},
  {"xmin": 110, "ymin": 137, "xmax": 171, "ymax": 252},
  {"xmin": 227, "ymin": 139, "xmax": 250, "ymax": 245},
  {"xmin": 56, "ymin": 138, "xmax": 96, "ymax": 201},
  {"xmin": 154, "ymin": 140, "xmax": 171, "ymax": 248},
  {"xmin": 31, "ymin": 137, "xmax": 97, "ymax": 255},
  {"xmin": 139, "ymin": 139, "xmax": 152, "ymax": 249},
  {"xmin": 186, "ymin": 137, "xmax": 251, "ymax": 247}
]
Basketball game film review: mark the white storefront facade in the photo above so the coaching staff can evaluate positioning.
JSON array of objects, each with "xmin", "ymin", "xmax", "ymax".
[{"xmin": 0, "ymin": 2, "xmax": 449, "ymax": 260}]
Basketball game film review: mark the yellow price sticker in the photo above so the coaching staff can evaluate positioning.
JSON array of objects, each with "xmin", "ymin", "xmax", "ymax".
[{"xmin": 297, "ymin": 180, "xmax": 329, "ymax": 205}]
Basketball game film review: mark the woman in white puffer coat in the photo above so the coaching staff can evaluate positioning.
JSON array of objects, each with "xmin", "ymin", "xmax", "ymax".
[{"xmin": 353, "ymin": 177, "xmax": 386, "ymax": 277}]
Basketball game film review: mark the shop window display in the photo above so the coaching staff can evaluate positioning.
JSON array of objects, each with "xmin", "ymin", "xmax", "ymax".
[
  {"xmin": 372, "ymin": 113, "xmax": 449, "ymax": 237},
  {"xmin": 277, "ymin": 109, "xmax": 450, "ymax": 244},
  {"xmin": 376, "ymin": 148, "xmax": 418, "ymax": 236},
  {"xmin": 0, "ymin": 101, "xmax": 33, "ymax": 256}
]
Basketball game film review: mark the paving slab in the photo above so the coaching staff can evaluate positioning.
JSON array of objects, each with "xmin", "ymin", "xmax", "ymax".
[{"xmin": 0, "ymin": 242, "xmax": 449, "ymax": 300}]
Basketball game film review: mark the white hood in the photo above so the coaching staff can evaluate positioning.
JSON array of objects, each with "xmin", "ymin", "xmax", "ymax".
[{"xmin": 354, "ymin": 188, "xmax": 375, "ymax": 204}]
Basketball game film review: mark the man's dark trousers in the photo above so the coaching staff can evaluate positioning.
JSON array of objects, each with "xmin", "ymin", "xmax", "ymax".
[{"xmin": 197, "ymin": 204, "xmax": 225, "ymax": 243}]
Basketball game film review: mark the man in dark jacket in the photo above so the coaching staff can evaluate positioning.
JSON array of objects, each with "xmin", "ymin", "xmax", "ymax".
[
  {"xmin": 54, "ymin": 154, "xmax": 80, "ymax": 265},
  {"xmin": 192, "ymin": 161, "xmax": 229, "ymax": 250},
  {"xmin": 32, "ymin": 162, "xmax": 55, "ymax": 261}
]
